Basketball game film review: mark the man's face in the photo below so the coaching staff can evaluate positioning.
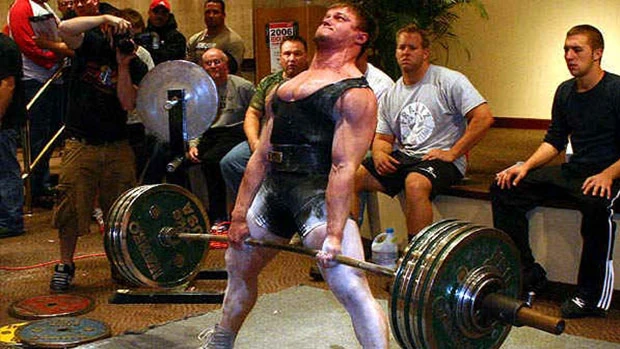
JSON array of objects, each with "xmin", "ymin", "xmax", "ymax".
[
  {"xmin": 149, "ymin": 6, "xmax": 170, "ymax": 28},
  {"xmin": 315, "ymin": 6, "xmax": 361, "ymax": 46},
  {"xmin": 202, "ymin": 50, "xmax": 229, "ymax": 85},
  {"xmin": 57, "ymin": 0, "xmax": 73, "ymax": 14},
  {"xmin": 74, "ymin": 0, "xmax": 98, "ymax": 16},
  {"xmin": 564, "ymin": 34, "xmax": 601, "ymax": 78},
  {"xmin": 395, "ymin": 32, "xmax": 429, "ymax": 74},
  {"xmin": 279, "ymin": 40, "xmax": 309, "ymax": 78},
  {"xmin": 204, "ymin": 2, "xmax": 225, "ymax": 31}
]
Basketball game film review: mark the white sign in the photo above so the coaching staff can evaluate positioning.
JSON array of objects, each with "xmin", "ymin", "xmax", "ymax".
[{"xmin": 268, "ymin": 22, "xmax": 296, "ymax": 73}]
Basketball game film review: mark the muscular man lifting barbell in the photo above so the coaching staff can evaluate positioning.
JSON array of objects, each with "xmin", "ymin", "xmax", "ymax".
[{"xmin": 196, "ymin": 2, "xmax": 389, "ymax": 348}]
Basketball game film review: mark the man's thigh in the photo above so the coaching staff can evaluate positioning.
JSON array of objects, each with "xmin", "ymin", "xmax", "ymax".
[
  {"xmin": 401, "ymin": 159, "xmax": 462, "ymax": 198},
  {"xmin": 100, "ymin": 142, "xmax": 136, "ymax": 213}
]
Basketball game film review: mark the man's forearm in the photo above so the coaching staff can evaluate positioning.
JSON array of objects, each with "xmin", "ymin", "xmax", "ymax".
[
  {"xmin": 522, "ymin": 142, "xmax": 559, "ymax": 171},
  {"xmin": 59, "ymin": 15, "xmax": 110, "ymax": 37},
  {"xmin": 600, "ymin": 158, "xmax": 620, "ymax": 180},
  {"xmin": 450, "ymin": 104, "xmax": 494, "ymax": 159},
  {"xmin": 35, "ymin": 39, "xmax": 75, "ymax": 58},
  {"xmin": 325, "ymin": 166, "xmax": 355, "ymax": 242},
  {"xmin": 116, "ymin": 63, "xmax": 136, "ymax": 111},
  {"xmin": 0, "ymin": 77, "xmax": 16, "ymax": 120},
  {"xmin": 371, "ymin": 137, "xmax": 394, "ymax": 155},
  {"xmin": 59, "ymin": 15, "xmax": 109, "ymax": 49},
  {"xmin": 243, "ymin": 107, "xmax": 262, "ymax": 149}
]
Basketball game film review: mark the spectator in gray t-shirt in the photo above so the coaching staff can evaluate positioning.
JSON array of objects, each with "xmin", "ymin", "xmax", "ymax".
[
  {"xmin": 352, "ymin": 23, "xmax": 494, "ymax": 239},
  {"xmin": 188, "ymin": 48, "xmax": 255, "ymax": 226}
]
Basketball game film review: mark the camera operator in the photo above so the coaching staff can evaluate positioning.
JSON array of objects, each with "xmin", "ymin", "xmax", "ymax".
[
  {"xmin": 49, "ymin": 0, "xmax": 148, "ymax": 292},
  {"xmin": 118, "ymin": 8, "xmax": 154, "ymax": 183}
]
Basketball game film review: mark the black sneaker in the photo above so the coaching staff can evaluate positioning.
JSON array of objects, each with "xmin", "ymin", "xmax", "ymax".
[
  {"xmin": 561, "ymin": 295, "xmax": 607, "ymax": 319},
  {"xmin": 50, "ymin": 263, "xmax": 75, "ymax": 292},
  {"xmin": 0, "ymin": 227, "xmax": 24, "ymax": 238},
  {"xmin": 522, "ymin": 263, "xmax": 548, "ymax": 294}
]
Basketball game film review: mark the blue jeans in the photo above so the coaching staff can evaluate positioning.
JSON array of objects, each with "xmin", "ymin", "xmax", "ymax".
[
  {"xmin": 220, "ymin": 141, "xmax": 251, "ymax": 202},
  {"xmin": 24, "ymin": 79, "xmax": 63, "ymax": 197},
  {"xmin": 0, "ymin": 129, "xmax": 24, "ymax": 233}
]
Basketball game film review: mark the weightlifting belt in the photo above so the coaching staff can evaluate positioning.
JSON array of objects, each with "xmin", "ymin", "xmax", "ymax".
[{"xmin": 268, "ymin": 144, "xmax": 331, "ymax": 174}]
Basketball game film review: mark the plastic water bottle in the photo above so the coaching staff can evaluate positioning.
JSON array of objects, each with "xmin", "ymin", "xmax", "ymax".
[{"xmin": 371, "ymin": 228, "xmax": 399, "ymax": 269}]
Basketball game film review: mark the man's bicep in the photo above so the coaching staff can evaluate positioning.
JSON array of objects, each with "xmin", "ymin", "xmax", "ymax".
[
  {"xmin": 333, "ymin": 88, "xmax": 377, "ymax": 163},
  {"xmin": 345, "ymin": 88, "xmax": 377, "ymax": 137}
]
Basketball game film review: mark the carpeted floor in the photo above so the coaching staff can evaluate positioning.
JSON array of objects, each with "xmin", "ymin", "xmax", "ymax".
[
  {"xmin": 1, "ymin": 208, "xmax": 619, "ymax": 348},
  {"xmin": 2, "ymin": 138, "xmax": 620, "ymax": 347},
  {"xmin": 77, "ymin": 286, "xmax": 619, "ymax": 349}
]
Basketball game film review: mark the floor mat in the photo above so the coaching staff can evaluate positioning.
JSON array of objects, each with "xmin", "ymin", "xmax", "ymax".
[{"xmin": 77, "ymin": 285, "xmax": 619, "ymax": 349}]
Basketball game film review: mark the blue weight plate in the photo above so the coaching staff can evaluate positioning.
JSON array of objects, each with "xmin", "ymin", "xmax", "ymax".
[{"xmin": 16, "ymin": 317, "xmax": 110, "ymax": 348}]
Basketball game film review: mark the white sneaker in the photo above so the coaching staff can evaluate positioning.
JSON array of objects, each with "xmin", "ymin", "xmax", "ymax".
[{"xmin": 197, "ymin": 325, "xmax": 236, "ymax": 349}]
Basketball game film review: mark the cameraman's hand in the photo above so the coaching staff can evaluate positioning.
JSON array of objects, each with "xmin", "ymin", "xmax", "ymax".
[
  {"xmin": 105, "ymin": 15, "xmax": 132, "ymax": 34},
  {"xmin": 116, "ymin": 47, "xmax": 136, "ymax": 66}
]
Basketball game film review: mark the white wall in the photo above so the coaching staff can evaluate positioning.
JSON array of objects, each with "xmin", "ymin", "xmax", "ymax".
[
  {"xmin": 365, "ymin": 193, "xmax": 620, "ymax": 290},
  {"xmin": 439, "ymin": 0, "xmax": 620, "ymax": 119}
]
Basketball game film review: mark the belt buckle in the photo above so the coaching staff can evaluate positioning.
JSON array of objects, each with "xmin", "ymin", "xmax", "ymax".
[{"xmin": 267, "ymin": 151, "xmax": 283, "ymax": 163}]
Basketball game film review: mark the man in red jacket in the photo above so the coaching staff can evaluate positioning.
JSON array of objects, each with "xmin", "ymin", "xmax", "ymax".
[{"xmin": 8, "ymin": 0, "xmax": 65, "ymax": 207}]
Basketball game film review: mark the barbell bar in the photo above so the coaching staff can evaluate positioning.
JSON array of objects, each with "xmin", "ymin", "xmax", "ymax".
[
  {"xmin": 170, "ymin": 229, "xmax": 394, "ymax": 277},
  {"xmin": 104, "ymin": 184, "xmax": 565, "ymax": 349},
  {"xmin": 166, "ymin": 229, "xmax": 563, "ymax": 335}
]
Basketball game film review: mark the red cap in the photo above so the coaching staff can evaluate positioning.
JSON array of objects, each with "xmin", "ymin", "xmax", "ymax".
[{"xmin": 149, "ymin": 0, "xmax": 171, "ymax": 11}]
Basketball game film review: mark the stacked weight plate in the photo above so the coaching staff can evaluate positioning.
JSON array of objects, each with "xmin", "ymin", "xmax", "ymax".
[
  {"xmin": 104, "ymin": 184, "xmax": 210, "ymax": 288},
  {"xmin": 389, "ymin": 220, "xmax": 521, "ymax": 349}
]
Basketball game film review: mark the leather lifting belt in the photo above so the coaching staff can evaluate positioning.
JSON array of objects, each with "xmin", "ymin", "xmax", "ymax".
[{"xmin": 268, "ymin": 144, "xmax": 332, "ymax": 174}]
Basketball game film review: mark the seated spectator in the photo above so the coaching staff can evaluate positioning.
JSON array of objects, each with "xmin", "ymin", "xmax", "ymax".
[
  {"xmin": 491, "ymin": 24, "xmax": 619, "ymax": 319},
  {"xmin": 144, "ymin": 0, "xmax": 186, "ymax": 65},
  {"xmin": 186, "ymin": 0, "xmax": 244, "ymax": 74},
  {"xmin": 220, "ymin": 36, "xmax": 309, "ymax": 201},
  {"xmin": 187, "ymin": 48, "xmax": 254, "ymax": 227},
  {"xmin": 352, "ymin": 23, "xmax": 493, "ymax": 239}
]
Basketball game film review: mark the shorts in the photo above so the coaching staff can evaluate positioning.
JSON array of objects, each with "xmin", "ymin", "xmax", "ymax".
[
  {"xmin": 362, "ymin": 150, "xmax": 462, "ymax": 198},
  {"xmin": 248, "ymin": 172, "xmax": 329, "ymax": 239},
  {"xmin": 53, "ymin": 138, "xmax": 136, "ymax": 238}
]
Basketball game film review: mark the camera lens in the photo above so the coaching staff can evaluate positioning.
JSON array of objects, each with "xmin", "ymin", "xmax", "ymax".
[{"xmin": 114, "ymin": 33, "xmax": 135, "ymax": 54}]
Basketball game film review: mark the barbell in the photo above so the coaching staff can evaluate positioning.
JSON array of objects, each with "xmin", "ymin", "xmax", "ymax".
[{"xmin": 104, "ymin": 184, "xmax": 564, "ymax": 349}]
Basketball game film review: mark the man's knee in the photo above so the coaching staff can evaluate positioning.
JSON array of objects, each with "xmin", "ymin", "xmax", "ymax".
[
  {"xmin": 404, "ymin": 173, "xmax": 432, "ymax": 199},
  {"xmin": 354, "ymin": 166, "xmax": 381, "ymax": 193},
  {"xmin": 220, "ymin": 153, "xmax": 234, "ymax": 174}
]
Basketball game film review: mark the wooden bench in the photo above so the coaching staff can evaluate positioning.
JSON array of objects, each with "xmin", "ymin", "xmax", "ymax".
[{"xmin": 361, "ymin": 119, "xmax": 620, "ymax": 291}]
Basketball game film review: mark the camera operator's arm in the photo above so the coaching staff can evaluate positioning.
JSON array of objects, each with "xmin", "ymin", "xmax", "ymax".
[
  {"xmin": 116, "ymin": 50, "xmax": 137, "ymax": 111},
  {"xmin": 33, "ymin": 37, "xmax": 75, "ymax": 58},
  {"xmin": 59, "ymin": 15, "xmax": 131, "ymax": 50},
  {"xmin": 0, "ymin": 76, "xmax": 15, "ymax": 121}
]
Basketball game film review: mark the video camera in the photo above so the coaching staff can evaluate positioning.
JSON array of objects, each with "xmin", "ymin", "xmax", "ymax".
[{"xmin": 113, "ymin": 32, "xmax": 135, "ymax": 55}]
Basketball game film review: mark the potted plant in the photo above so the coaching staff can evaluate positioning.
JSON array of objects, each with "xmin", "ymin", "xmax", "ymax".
[{"xmin": 359, "ymin": 0, "xmax": 488, "ymax": 79}]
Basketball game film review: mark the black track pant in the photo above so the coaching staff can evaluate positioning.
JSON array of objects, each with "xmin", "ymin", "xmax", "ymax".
[{"xmin": 490, "ymin": 165, "xmax": 618, "ymax": 310}]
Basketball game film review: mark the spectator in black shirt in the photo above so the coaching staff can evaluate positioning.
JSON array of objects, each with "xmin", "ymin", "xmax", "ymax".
[
  {"xmin": 491, "ymin": 24, "xmax": 620, "ymax": 319},
  {"xmin": 144, "ymin": 0, "xmax": 186, "ymax": 65}
]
